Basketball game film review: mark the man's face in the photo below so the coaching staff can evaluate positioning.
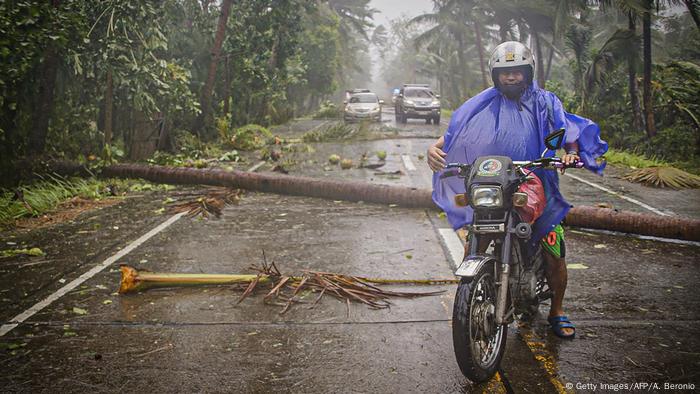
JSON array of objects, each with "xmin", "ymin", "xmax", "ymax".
[
  {"xmin": 496, "ymin": 68, "xmax": 526, "ymax": 99},
  {"xmin": 497, "ymin": 69, "xmax": 525, "ymax": 86}
]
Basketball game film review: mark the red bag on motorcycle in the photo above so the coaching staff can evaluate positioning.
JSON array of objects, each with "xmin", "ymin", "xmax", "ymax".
[{"xmin": 515, "ymin": 172, "xmax": 545, "ymax": 224}]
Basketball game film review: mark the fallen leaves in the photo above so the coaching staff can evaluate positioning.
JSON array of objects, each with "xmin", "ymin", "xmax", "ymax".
[
  {"xmin": 170, "ymin": 188, "xmax": 243, "ymax": 218},
  {"xmin": 0, "ymin": 247, "xmax": 45, "ymax": 258},
  {"xmin": 235, "ymin": 260, "xmax": 444, "ymax": 313},
  {"xmin": 72, "ymin": 307, "xmax": 88, "ymax": 315},
  {"xmin": 623, "ymin": 167, "xmax": 700, "ymax": 189}
]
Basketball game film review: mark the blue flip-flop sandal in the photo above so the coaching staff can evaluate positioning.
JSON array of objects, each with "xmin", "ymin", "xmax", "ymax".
[{"xmin": 548, "ymin": 315, "xmax": 576, "ymax": 339}]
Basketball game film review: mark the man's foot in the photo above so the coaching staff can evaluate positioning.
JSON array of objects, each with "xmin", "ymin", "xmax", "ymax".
[{"xmin": 548, "ymin": 315, "xmax": 576, "ymax": 339}]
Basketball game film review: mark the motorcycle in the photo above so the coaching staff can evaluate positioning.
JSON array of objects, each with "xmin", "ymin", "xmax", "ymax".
[{"xmin": 440, "ymin": 129, "xmax": 583, "ymax": 382}]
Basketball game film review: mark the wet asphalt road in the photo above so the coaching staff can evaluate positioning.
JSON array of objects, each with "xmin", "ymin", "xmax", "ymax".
[{"xmin": 1, "ymin": 108, "xmax": 699, "ymax": 393}]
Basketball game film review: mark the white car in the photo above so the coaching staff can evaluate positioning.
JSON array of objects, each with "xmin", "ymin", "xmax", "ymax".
[{"xmin": 343, "ymin": 93, "xmax": 384, "ymax": 123}]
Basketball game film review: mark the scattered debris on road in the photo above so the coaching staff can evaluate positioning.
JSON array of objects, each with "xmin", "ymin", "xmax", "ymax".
[
  {"xmin": 0, "ymin": 247, "xmax": 45, "ymax": 258},
  {"xmin": 169, "ymin": 187, "xmax": 243, "ymax": 218},
  {"xmin": 623, "ymin": 167, "xmax": 700, "ymax": 189}
]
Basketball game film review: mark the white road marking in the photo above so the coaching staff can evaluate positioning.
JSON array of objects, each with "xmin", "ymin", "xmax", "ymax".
[
  {"xmin": 401, "ymin": 154, "xmax": 417, "ymax": 172},
  {"xmin": 246, "ymin": 161, "xmax": 266, "ymax": 172},
  {"xmin": 572, "ymin": 227, "xmax": 700, "ymax": 247},
  {"xmin": 564, "ymin": 173, "xmax": 670, "ymax": 216},
  {"xmin": 0, "ymin": 212, "xmax": 185, "ymax": 337},
  {"xmin": 437, "ymin": 228, "xmax": 464, "ymax": 271}
]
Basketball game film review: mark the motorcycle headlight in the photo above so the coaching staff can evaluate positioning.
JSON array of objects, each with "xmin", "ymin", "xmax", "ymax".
[{"xmin": 471, "ymin": 186, "xmax": 503, "ymax": 208}]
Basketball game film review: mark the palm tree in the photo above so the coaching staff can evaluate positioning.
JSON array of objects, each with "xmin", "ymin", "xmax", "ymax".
[
  {"xmin": 626, "ymin": 10, "xmax": 644, "ymax": 132},
  {"xmin": 683, "ymin": 0, "xmax": 700, "ymax": 29},
  {"xmin": 564, "ymin": 20, "xmax": 591, "ymax": 110},
  {"xmin": 584, "ymin": 28, "xmax": 639, "ymax": 97},
  {"xmin": 327, "ymin": 0, "xmax": 377, "ymax": 88},
  {"xmin": 410, "ymin": 1, "xmax": 471, "ymax": 97},
  {"xmin": 488, "ymin": 0, "xmax": 587, "ymax": 86},
  {"xmin": 642, "ymin": 0, "xmax": 657, "ymax": 137},
  {"xmin": 594, "ymin": 0, "xmax": 685, "ymax": 137},
  {"xmin": 194, "ymin": 0, "xmax": 233, "ymax": 136},
  {"xmin": 591, "ymin": 1, "xmax": 644, "ymax": 131},
  {"xmin": 411, "ymin": 0, "xmax": 492, "ymax": 93}
]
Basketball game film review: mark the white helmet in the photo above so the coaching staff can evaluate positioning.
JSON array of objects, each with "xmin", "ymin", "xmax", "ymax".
[{"xmin": 489, "ymin": 41, "xmax": 535, "ymax": 86}]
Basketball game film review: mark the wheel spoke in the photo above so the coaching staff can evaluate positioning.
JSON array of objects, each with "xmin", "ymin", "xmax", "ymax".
[{"xmin": 464, "ymin": 271, "xmax": 504, "ymax": 369}]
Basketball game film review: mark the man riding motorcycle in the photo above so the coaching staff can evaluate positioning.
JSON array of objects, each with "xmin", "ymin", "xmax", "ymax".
[{"xmin": 427, "ymin": 41, "xmax": 608, "ymax": 339}]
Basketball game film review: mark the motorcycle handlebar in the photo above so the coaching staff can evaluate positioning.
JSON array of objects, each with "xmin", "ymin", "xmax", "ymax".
[
  {"xmin": 513, "ymin": 158, "xmax": 584, "ymax": 170},
  {"xmin": 440, "ymin": 158, "xmax": 583, "ymax": 179},
  {"xmin": 551, "ymin": 160, "xmax": 585, "ymax": 169}
]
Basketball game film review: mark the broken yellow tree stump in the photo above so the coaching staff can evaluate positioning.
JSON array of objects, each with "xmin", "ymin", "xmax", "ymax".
[{"xmin": 118, "ymin": 265, "xmax": 270, "ymax": 294}]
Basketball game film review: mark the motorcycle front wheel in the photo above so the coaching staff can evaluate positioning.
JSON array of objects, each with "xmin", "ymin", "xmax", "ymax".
[{"xmin": 452, "ymin": 265, "xmax": 507, "ymax": 383}]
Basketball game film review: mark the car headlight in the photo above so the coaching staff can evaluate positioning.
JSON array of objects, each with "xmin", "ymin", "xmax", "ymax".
[
  {"xmin": 404, "ymin": 100, "xmax": 415, "ymax": 106},
  {"xmin": 431, "ymin": 100, "xmax": 440, "ymax": 107},
  {"xmin": 371, "ymin": 106, "xmax": 380, "ymax": 112},
  {"xmin": 345, "ymin": 107, "xmax": 355, "ymax": 113},
  {"xmin": 471, "ymin": 186, "xmax": 502, "ymax": 208}
]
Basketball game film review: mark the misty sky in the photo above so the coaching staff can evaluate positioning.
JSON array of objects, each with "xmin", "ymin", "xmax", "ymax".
[
  {"xmin": 370, "ymin": 0, "xmax": 433, "ymax": 30},
  {"xmin": 368, "ymin": 0, "xmax": 433, "ymax": 92}
]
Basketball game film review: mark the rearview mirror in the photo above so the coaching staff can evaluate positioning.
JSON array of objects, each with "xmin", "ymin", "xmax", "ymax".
[
  {"xmin": 435, "ymin": 94, "xmax": 440, "ymax": 99},
  {"xmin": 544, "ymin": 128, "xmax": 565, "ymax": 151},
  {"xmin": 343, "ymin": 100, "xmax": 347, "ymax": 105}
]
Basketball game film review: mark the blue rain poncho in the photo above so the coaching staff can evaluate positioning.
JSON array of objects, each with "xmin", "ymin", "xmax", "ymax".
[{"xmin": 432, "ymin": 82, "xmax": 608, "ymax": 247}]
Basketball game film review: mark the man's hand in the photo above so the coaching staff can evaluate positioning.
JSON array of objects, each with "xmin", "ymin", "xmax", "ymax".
[
  {"xmin": 561, "ymin": 152, "xmax": 580, "ymax": 165},
  {"xmin": 428, "ymin": 144, "xmax": 447, "ymax": 172},
  {"xmin": 560, "ymin": 152, "xmax": 580, "ymax": 174}
]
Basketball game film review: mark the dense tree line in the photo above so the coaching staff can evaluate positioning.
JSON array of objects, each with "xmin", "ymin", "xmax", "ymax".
[
  {"xmin": 377, "ymin": 0, "xmax": 699, "ymax": 164},
  {"xmin": 0, "ymin": 0, "xmax": 375, "ymax": 184}
]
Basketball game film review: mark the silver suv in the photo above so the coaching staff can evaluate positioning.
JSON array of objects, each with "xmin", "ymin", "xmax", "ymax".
[{"xmin": 394, "ymin": 84, "xmax": 441, "ymax": 124}]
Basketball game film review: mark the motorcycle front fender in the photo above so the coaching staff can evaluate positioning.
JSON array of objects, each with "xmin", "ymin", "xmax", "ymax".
[{"xmin": 454, "ymin": 254, "xmax": 499, "ymax": 278}]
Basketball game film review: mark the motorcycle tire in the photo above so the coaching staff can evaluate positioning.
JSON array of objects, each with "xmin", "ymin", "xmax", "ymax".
[{"xmin": 452, "ymin": 266, "xmax": 507, "ymax": 383}]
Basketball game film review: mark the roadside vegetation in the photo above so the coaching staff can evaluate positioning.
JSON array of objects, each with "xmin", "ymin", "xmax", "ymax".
[
  {"xmin": 0, "ymin": 0, "xmax": 376, "ymax": 186},
  {"xmin": 0, "ymin": 176, "xmax": 160, "ymax": 228}
]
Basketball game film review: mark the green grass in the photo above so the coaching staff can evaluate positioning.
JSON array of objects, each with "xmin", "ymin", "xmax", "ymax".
[
  {"xmin": 602, "ymin": 148, "xmax": 668, "ymax": 169},
  {"xmin": 302, "ymin": 123, "xmax": 357, "ymax": 142},
  {"xmin": 0, "ymin": 176, "xmax": 149, "ymax": 228}
]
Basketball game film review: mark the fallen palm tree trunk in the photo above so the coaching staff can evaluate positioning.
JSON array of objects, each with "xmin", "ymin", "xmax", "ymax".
[
  {"xmin": 41, "ymin": 162, "xmax": 699, "ymax": 241},
  {"xmin": 102, "ymin": 163, "xmax": 433, "ymax": 208},
  {"xmin": 118, "ymin": 264, "xmax": 451, "ymax": 313},
  {"xmin": 100, "ymin": 163, "xmax": 700, "ymax": 241},
  {"xmin": 563, "ymin": 206, "xmax": 700, "ymax": 241}
]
